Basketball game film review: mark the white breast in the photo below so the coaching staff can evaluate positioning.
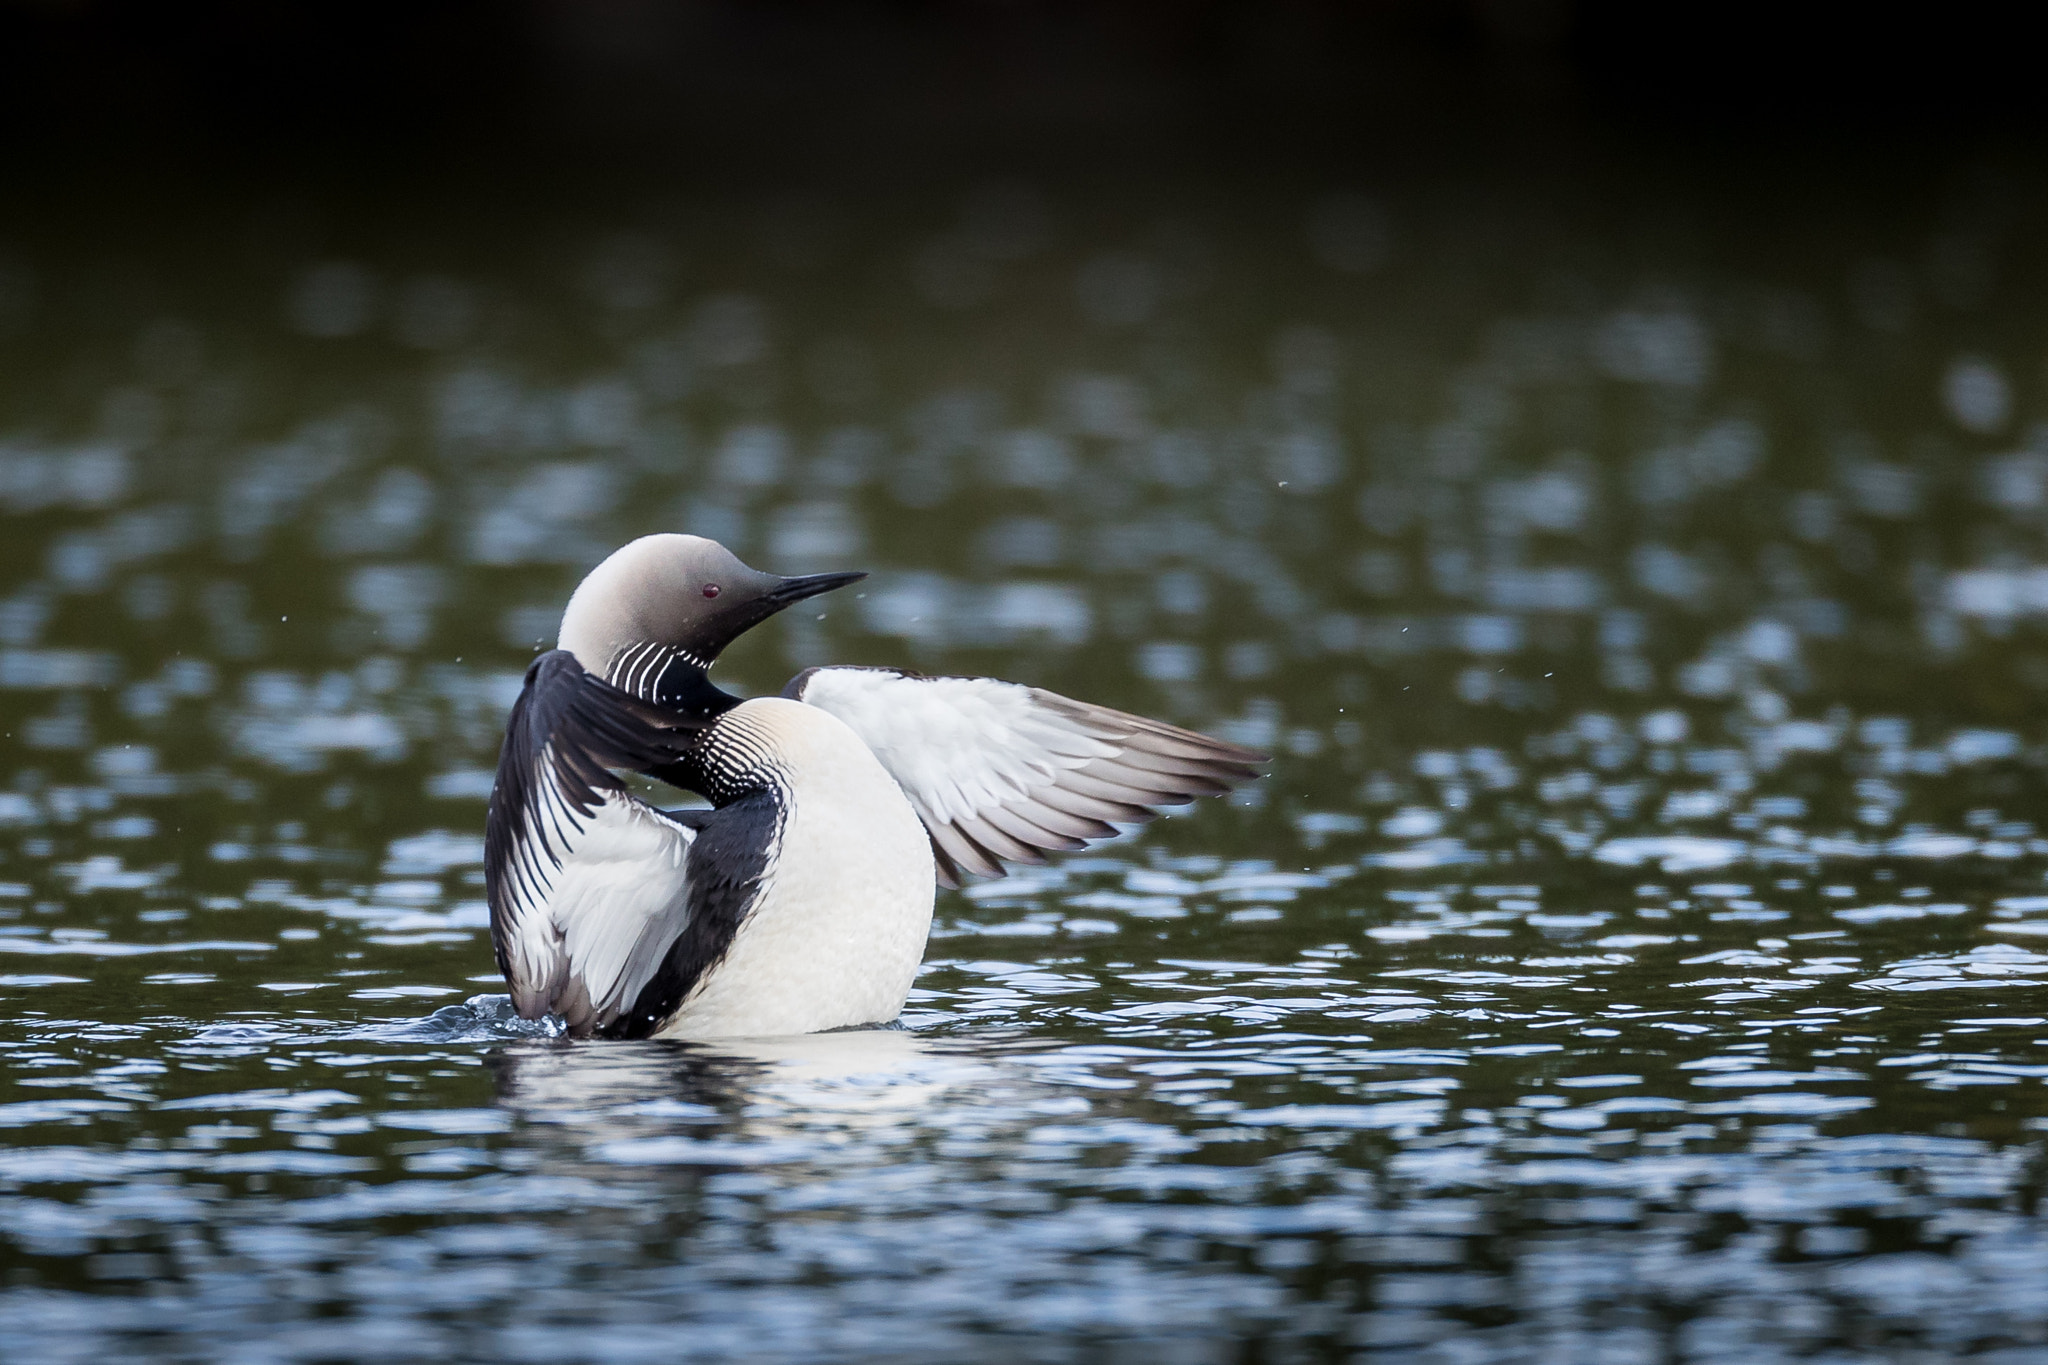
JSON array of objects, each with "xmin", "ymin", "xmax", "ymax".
[{"xmin": 656, "ymin": 697, "xmax": 935, "ymax": 1039}]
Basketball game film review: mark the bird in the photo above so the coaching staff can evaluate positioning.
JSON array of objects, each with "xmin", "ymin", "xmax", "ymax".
[{"xmin": 485, "ymin": 533, "xmax": 1266, "ymax": 1041}]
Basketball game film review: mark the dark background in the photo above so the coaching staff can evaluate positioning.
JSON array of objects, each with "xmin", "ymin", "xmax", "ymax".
[{"xmin": 5, "ymin": 1, "xmax": 2045, "ymax": 186}]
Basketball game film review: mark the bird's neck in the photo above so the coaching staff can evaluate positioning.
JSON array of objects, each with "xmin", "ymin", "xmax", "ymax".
[{"xmin": 602, "ymin": 641, "xmax": 739, "ymax": 721}]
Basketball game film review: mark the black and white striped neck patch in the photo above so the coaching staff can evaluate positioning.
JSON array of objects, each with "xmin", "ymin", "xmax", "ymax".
[{"xmin": 606, "ymin": 640, "xmax": 710, "ymax": 707}]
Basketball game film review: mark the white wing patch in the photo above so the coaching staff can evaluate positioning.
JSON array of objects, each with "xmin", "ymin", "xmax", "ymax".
[
  {"xmin": 494, "ymin": 762, "xmax": 696, "ymax": 1034},
  {"xmin": 790, "ymin": 668, "xmax": 1265, "ymax": 886}
]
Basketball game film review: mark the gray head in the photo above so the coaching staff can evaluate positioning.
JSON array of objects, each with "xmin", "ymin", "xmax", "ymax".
[{"xmin": 558, "ymin": 534, "xmax": 864, "ymax": 676}]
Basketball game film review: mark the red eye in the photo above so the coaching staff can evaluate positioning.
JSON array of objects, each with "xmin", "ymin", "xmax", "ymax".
[{"xmin": 702, "ymin": 584, "xmax": 721, "ymax": 599}]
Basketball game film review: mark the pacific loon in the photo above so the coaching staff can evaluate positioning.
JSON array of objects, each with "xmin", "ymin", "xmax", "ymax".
[{"xmin": 485, "ymin": 534, "xmax": 1266, "ymax": 1040}]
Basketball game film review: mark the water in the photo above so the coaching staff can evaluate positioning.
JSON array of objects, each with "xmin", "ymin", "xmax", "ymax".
[{"xmin": 5, "ymin": 165, "xmax": 2048, "ymax": 1361}]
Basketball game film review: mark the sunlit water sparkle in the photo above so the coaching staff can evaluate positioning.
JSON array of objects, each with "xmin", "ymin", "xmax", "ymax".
[{"xmin": 3, "ymin": 169, "xmax": 2048, "ymax": 1360}]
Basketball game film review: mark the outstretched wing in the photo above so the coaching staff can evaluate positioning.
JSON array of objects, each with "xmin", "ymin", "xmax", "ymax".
[
  {"xmin": 785, "ymin": 666, "xmax": 1266, "ymax": 887},
  {"xmin": 486, "ymin": 650, "xmax": 712, "ymax": 1035}
]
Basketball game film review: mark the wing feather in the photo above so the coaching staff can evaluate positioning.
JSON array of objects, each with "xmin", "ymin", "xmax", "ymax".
[
  {"xmin": 486, "ymin": 650, "xmax": 711, "ymax": 1034},
  {"xmin": 980, "ymin": 802, "xmax": 1084, "ymax": 854},
  {"xmin": 962, "ymin": 809, "xmax": 1054, "ymax": 864},
  {"xmin": 788, "ymin": 667, "xmax": 1267, "ymax": 888}
]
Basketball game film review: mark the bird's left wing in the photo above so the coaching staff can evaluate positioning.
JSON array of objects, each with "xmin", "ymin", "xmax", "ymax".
[
  {"xmin": 486, "ymin": 650, "xmax": 712, "ymax": 1034},
  {"xmin": 786, "ymin": 666, "xmax": 1267, "ymax": 887}
]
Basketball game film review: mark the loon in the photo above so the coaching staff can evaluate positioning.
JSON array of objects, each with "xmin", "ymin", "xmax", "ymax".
[{"xmin": 485, "ymin": 534, "xmax": 1265, "ymax": 1040}]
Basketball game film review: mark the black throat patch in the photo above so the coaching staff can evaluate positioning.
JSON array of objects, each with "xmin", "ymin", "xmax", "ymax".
[{"xmin": 605, "ymin": 641, "xmax": 737, "ymax": 720}]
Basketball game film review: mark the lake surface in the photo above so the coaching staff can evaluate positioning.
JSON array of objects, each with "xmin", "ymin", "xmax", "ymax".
[{"xmin": 5, "ymin": 164, "xmax": 2048, "ymax": 1361}]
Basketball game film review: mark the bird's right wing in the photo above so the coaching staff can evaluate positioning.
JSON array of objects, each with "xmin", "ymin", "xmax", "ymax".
[
  {"xmin": 786, "ymin": 666, "xmax": 1266, "ymax": 887},
  {"xmin": 485, "ymin": 650, "xmax": 712, "ymax": 1035}
]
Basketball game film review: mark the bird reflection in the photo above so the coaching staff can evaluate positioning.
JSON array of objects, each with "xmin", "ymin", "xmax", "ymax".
[
  {"xmin": 486, "ymin": 1027, "xmax": 1023, "ymax": 1158},
  {"xmin": 485, "ymin": 1036, "xmax": 765, "ymax": 1118}
]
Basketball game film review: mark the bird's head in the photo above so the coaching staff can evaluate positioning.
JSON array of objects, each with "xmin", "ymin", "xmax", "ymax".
[{"xmin": 557, "ymin": 534, "xmax": 864, "ymax": 684}]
